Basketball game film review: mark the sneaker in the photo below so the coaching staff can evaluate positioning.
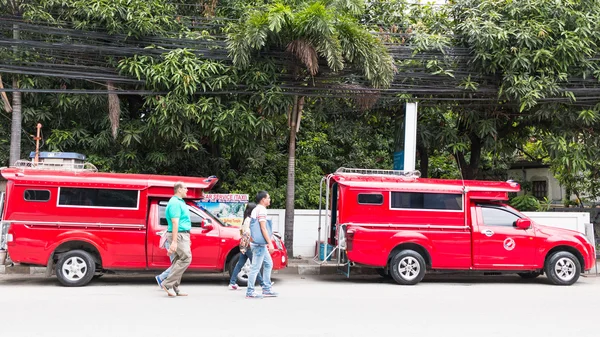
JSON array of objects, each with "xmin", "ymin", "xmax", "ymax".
[
  {"xmin": 262, "ymin": 289, "xmax": 279, "ymax": 297},
  {"xmin": 155, "ymin": 275, "xmax": 163, "ymax": 289},
  {"xmin": 161, "ymin": 284, "xmax": 177, "ymax": 297},
  {"xmin": 174, "ymin": 287, "xmax": 188, "ymax": 297},
  {"xmin": 228, "ymin": 284, "xmax": 239, "ymax": 290},
  {"xmin": 245, "ymin": 292, "xmax": 263, "ymax": 299}
]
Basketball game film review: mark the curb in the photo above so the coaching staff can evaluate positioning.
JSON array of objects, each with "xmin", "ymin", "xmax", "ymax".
[{"xmin": 0, "ymin": 265, "xmax": 46, "ymax": 275}]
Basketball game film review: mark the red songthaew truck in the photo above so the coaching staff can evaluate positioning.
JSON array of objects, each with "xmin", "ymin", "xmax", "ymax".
[
  {"xmin": 320, "ymin": 168, "xmax": 595, "ymax": 285},
  {"xmin": 0, "ymin": 163, "xmax": 287, "ymax": 287}
]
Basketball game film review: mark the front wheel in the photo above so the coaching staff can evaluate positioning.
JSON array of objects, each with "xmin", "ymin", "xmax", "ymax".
[
  {"xmin": 228, "ymin": 253, "xmax": 250, "ymax": 286},
  {"xmin": 56, "ymin": 250, "xmax": 96, "ymax": 287},
  {"xmin": 390, "ymin": 250, "xmax": 426, "ymax": 285},
  {"xmin": 544, "ymin": 251, "xmax": 581, "ymax": 286}
]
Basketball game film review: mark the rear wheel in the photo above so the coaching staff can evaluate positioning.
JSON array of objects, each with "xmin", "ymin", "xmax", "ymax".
[
  {"xmin": 56, "ymin": 250, "xmax": 96, "ymax": 287},
  {"xmin": 390, "ymin": 250, "xmax": 426, "ymax": 285},
  {"xmin": 544, "ymin": 251, "xmax": 581, "ymax": 286}
]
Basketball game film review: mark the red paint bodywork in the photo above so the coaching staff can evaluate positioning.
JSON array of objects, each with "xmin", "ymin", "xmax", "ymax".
[
  {"xmin": 330, "ymin": 173, "xmax": 596, "ymax": 273},
  {"xmin": 1, "ymin": 168, "xmax": 287, "ymax": 273}
]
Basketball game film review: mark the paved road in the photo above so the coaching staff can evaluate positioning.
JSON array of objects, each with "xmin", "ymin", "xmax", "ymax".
[{"xmin": 0, "ymin": 273, "xmax": 598, "ymax": 337}]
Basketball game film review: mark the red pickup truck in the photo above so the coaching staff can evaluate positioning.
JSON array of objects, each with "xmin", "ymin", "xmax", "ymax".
[
  {"xmin": 0, "ymin": 166, "xmax": 287, "ymax": 286},
  {"xmin": 322, "ymin": 168, "xmax": 596, "ymax": 286}
]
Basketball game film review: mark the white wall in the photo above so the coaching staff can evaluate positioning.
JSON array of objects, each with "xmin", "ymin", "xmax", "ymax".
[
  {"xmin": 271, "ymin": 208, "xmax": 595, "ymax": 258},
  {"xmin": 507, "ymin": 167, "xmax": 564, "ymax": 201},
  {"xmin": 267, "ymin": 209, "xmax": 324, "ymax": 258}
]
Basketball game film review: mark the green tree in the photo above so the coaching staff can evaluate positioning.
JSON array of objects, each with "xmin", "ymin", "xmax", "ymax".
[{"xmin": 227, "ymin": 0, "xmax": 395, "ymax": 256}]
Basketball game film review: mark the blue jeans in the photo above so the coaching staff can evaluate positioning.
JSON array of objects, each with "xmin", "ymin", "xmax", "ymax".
[
  {"xmin": 158, "ymin": 240, "xmax": 175, "ymax": 281},
  {"xmin": 229, "ymin": 247, "xmax": 264, "ymax": 286},
  {"xmin": 246, "ymin": 244, "xmax": 273, "ymax": 295}
]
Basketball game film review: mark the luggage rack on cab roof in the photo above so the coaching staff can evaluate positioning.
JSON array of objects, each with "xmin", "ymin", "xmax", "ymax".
[
  {"xmin": 12, "ymin": 159, "xmax": 98, "ymax": 172},
  {"xmin": 335, "ymin": 167, "xmax": 421, "ymax": 179}
]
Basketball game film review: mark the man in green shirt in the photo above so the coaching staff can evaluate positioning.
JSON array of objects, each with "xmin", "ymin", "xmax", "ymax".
[{"xmin": 161, "ymin": 181, "xmax": 193, "ymax": 297}]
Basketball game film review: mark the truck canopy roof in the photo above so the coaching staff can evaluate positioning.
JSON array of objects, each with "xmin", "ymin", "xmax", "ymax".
[
  {"xmin": 332, "ymin": 174, "xmax": 520, "ymax": 194},
  {"xmin": 0, "ymin": 167, "xmax": 218, "ymax": 199}
]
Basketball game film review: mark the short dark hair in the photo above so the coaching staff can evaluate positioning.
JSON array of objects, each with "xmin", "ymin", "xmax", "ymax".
[{"xmin": 255, "ymin": 191, "xmax": 269, "ymax": 204}]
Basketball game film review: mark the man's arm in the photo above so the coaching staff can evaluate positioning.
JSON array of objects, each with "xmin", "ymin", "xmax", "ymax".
[
  {"xmin": 259, "ymin": 219, "xmax": 274, "ymax": 253},
  {"xmin": 168, "ymin": 218, "xmax": 179, "ymax": 254}
]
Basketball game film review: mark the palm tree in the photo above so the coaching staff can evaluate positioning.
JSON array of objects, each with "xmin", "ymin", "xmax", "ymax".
[{"xmin": 227, "ymin": 0, "xmax": 395, "ymax": 257}]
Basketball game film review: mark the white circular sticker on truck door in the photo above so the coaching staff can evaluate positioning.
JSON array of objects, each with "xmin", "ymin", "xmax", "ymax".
[{"xmin": 504, "ymin": 238, "xmax": 516, "ymax": 251}]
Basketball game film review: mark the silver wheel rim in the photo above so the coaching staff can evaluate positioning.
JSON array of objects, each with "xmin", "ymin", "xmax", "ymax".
[
  {"xmin": 237, "ymin": 259, "xmax": 251, "ymax": 283},
  {"xmin": 398, "ymin": 256, "xmax": 420, "ymax": 281},
  {"xmin": 554, "ymin": 257, "xmax": 576, "ymax": 282},
  {"xmin": 62, "ymin": 257, "xmax": 88, "ymax": 281}
]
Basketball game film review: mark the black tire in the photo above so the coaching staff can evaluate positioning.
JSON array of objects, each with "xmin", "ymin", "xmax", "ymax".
[
  {"xmin": 55, "ymin": 250, "xmax": 96, "ymax": 287},
  {"xmin": 544, "ymin": 251, "xmax": 581, "ymax": 286},
  {"xmin": 518, "ymin": 272, "xmax": 541, "ymax": 279},
  {"xmin": 390, "ymin": 249, "xmax": 426, "ymax": 285},
  {"xmin": 376, "ymin": 267, "xmax": 392, "ymax": 279},
  {"xmin": 228, "ymin": 253, "xmax": 249, "ymax": 286}
]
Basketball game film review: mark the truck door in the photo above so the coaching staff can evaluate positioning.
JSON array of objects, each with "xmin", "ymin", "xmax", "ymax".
[
  {"xmin": 148, "ymin": 201, "xmax": 221, "ymax": 269},
  {"xmin": 473, "ymin": 204, "xmax": 537, "ymax": 269}
]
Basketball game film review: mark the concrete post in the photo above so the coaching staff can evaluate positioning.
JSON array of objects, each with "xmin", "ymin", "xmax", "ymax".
[{"xmin": 403, "ymin": 102, "xmax": 418, "ymax": 171}]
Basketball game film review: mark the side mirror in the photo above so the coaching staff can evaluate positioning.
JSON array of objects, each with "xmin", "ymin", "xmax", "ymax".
[
  {"xmin": 516, "ymin": 218, "xmax": 531, "ymax": 229},
  {"xmin": 201, "ymin": 218, "xmax": 213, "ymax": 230}
]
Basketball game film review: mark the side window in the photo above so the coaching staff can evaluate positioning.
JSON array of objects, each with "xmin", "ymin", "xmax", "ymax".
[
  {"xmin": 481, "ymin": 207, "xmax": 520, "ymax": 227},
  {"xmin": 189, "ymin": 209, "xmax": 204, "ymax": 228},
  {"xmin": 158, "ymin": 205, "xmax": 168, "ymax": 227},
  {"xmin": 357, "ymin": 193, "xmax": 383, "ymax": 205},
  {"xmin": 58, "ymin": 187, "xmax": 138, "ymax": 208},
  {"xmin": 24, "ymin": 190, "xmax": 51, "ymax": 202},
  {"xmin": 391, "ymin": 192, "xmax": 462, "ymax": 210},
  {"xmin": 158, "ymin": 204, "xmax": 205, "ymax": 227}
]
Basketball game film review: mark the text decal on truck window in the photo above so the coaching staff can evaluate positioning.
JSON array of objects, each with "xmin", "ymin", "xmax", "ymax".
[
  {"xmin": 390, "ymin": 192, "xmax": 462, "ymax": 211},
  {"xmin": 57, "ymin": 187, "xmax": 139, "ymax": 209},
  {"xmin": 24, "ymin": 190, "xmax": 51, "ymax": 202}
]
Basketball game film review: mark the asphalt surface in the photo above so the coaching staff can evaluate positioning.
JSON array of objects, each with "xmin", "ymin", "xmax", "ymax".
[{"xmin": 0, "ymin": 273, "xmax": 598, "ymax": 337}]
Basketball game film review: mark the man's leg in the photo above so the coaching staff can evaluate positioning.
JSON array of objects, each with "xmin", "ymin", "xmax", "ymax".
[
  {"xmin": 245, "ymin": 245, "xmax": 266, "ymax": 297},
  {"xmin": 246, "ymin": 248, "xmax": 265, "ymax": 286},
  {"xmin": 162, "ymin": 233, "xmax": 192, "ymax": 295},
  {"xmin": 261, "ymin": 249, "xmax": 274, "ymax": 292}
]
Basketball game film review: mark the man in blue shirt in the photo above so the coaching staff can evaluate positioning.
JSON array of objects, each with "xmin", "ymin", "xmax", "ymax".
[{"xmin": 161, "ymin": 182, "xmax": 193, "ymax": 297}]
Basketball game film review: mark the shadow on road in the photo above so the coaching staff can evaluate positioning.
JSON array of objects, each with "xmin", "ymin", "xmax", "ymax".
[
  {"xmin": 308, "ymin": 273, "xmax": 559, "ymax": 286},
  {"xmin": 0, "ymin": 273, "xmax": 287, "ymax": 287}
]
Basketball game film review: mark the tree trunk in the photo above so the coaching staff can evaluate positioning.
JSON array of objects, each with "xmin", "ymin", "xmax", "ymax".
[
  {"xmin": 9, "ymin": 77, "xmax": 21, "ymax": 166},
  {"xmin": 284, "ymin": 95, "xmax": 303, "ymax": 258},
  {"xmin": 9, "ymin": 23, "xmax": 21, "ymax": 166},
  {"xmin": 417, "ymin": 143, "xmax": 429, "ymax": 178}
]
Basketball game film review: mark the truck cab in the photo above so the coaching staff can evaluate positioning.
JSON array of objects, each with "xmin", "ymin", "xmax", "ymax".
[{"xmin": 320, "ymin": 168, "xmax": 596, "ymax": 286}]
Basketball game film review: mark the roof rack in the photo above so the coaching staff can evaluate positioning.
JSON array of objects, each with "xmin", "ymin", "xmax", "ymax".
[
  {"xmin": 12, "ymin": 160, "xmax": 98, "ymax": 172},
  {"xmin": 335, "ymin": 167, "xmax": 421, "ymax": 178}
]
